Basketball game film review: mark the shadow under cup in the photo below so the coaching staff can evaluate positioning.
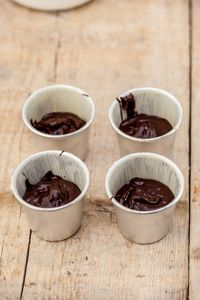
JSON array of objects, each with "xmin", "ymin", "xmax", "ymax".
[
  {"xmin": 105, "ymin": 153, "xmax": 184, "ymax": 244},
  {"xmin": 109, "ymin": 88, "xmax": 183, "ymax": 159},
  {"xmin": 22, "ymin": 85, "xmax": 95, "ymax": 160},
  {"xmin": 11, "ymin": 151, "xmax": 89, "ymax": 241}
]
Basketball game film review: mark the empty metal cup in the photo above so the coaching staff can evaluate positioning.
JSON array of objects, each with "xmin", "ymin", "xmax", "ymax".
[
  {"xmin": 108, "ymin": 87, "xmax": 183, "ymax": 159},
  {"xmin": 22, "ymin": 84, "xmax": 95, "ymax": 160},
  {"xmin": 105, "ymin": 152, "xmax": 184, "ymax": 244},
  {"xmin": 11, "ymin": 151, "xmax": 89, "ymax": 241},
  {"xmin": 13, "ymin": 0, "xmax": 93, "ymax": 11}
]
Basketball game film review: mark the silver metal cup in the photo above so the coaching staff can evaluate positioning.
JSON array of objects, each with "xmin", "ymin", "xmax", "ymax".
[
  {"xmin": 13, "ymin": 0, "xmax": 92, "ymax": 11},
  {"xmin": 11, "ymin": 151, "xmax": 90, "ymax": 241},
  {"xmin": 105, "ymin": 152, "xmax": 184, "ymax": 244},
  {"xmin": 108, "ymin": 87, "xmax": 183, "ymax": 159},
  {"xmin": 22, "ymin": 84, "xmax": 95, "ymax": 160}
]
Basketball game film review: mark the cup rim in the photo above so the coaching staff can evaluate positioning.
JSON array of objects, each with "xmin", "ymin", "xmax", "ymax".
[
  {"xmin": 22, "ymin": 84, "xmax": 96, "ymax": 139},
  {"xmin": 105, "ymin": 152, "xmax": 184, "ymax": 215},
  {"xmin": 13, "ymin": 0, "xmax": 92, "ymax": 11},
  {"xmin": 108, "ymin": 87, "xmax": 183, "ymax": 143},
  {"xmin": 11, "ymin": 150, "xmax": 90, "ymax": 212}
]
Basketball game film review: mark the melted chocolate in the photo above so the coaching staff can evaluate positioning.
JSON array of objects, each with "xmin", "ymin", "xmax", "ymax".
[
  {"xmin": 23, "ymin": 171, "xmax": 81, "ymax": 208},
  {"xmin": 31, "ymin": 112, "xmax": 86, "ymax": 135},
  {"xmin": 115, "ymin": 177, "xmax": 174, "ymax": 211},
  {"xmin": 117, "ymin": 94, "xmax": 173, "ymax": 138}
]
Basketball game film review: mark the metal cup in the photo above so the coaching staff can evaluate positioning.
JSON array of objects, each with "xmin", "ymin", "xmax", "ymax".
[
  {"xmin": 108, "ymin": 87, "xmax": 183, "ymax": 159},
  {"xmin": 11, "ymin": 151, "xmax": 90, "ymax": 241},
  {"xmin": 105, "ymin": 152, "xmax": 184, "ymax": 244},
  {"xmin": 13, "ymin": 0, "xmax": 92, "ymax": 11},
  {"xmin": 22, "ymin": 84, "xmax": 95, "ymax": 160}
]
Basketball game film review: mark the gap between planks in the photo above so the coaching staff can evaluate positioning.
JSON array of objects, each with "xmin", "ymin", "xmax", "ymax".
[
  {"xmin": 20, "ymin": 231, "xmax": 32, "ymax": 300},
  {"xmin": 188, "ymin": 0, "xmax": 193, "ymax": 298}
]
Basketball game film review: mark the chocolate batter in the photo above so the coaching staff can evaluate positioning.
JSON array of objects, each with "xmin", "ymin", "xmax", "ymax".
[
  {"xmin": 115, "ymin": 177, "xmax": 174, "ymax": 211},
  {"xmin": 23, "ymin": 171, "xmax": 81, "ymax": 208},
  {"xmin": 117, "ymin": 94, "xmax": 172, "ymax": 138},
  {"xmin": 31, "ymin": 112, "xmax": 86, "ymax": 135}
]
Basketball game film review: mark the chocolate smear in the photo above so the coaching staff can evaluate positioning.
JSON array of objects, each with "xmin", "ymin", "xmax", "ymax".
[
  {"xmin": 23, "ymin": 171, "xmax": 81, "ymax": 208},
  {"xmin": 115, "ymin": 177, "xmax": 174, "ymax": 211},
  {"xmin": 31, "ymin": 112, "xmax": 86, "ymax": 135},
  {"xmin": 117, "ymin": 94, "xmax": 173, "ymax": 139}
]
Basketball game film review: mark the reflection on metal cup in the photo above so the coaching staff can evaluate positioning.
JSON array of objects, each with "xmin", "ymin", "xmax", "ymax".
[
  {"xmin": 22, "ymin": 84, "xmax": 95, "ymax": 160},
  {"xmin": 105, "ymin": 152, "xmax": 184, "ymax": 244},
  {"xmin": 108, "ymin": 87, "xmax": 183, "ymax": 159},
  {"xmin": 11, "ymin": 151, "xmax": 90, "ymax": 241}
]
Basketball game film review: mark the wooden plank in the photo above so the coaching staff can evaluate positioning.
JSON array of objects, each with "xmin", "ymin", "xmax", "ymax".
[
  {"xmin": 0, "ymin": 1, "xmax": 58, "ymax": 298},
  {"xmin": 21, "ymin": 0, "xmax": 190, "ymax": 299},
  {"xmin": 189, "ymin": 0, "xmax": 200, "ymax": 298}
]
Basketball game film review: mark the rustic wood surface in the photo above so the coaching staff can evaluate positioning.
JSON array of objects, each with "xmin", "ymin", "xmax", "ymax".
[
  {"xmin": 0, "ymin": 0, "xmax": 198, "ymax": 299},
  {"xmin": 190, "ymin": 0, "xmax": 200, "ymax": 299}
]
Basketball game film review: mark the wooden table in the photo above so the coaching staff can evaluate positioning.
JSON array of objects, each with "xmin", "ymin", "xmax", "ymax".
[{"xmin": 0, "ymin": 0, "xmax": 199, "ymax": 299}]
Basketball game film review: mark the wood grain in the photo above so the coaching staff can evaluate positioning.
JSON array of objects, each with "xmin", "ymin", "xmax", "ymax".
[
  {"xmin": 0, "ymin": 1, "xmax": 58, "ymax": 298},
  {"xmin": 0, "ymin": 0, "xmax": 191, "ymax": 299},
  {"xmin": 190, "ymin": 0, "xmax": 200, "ymax": 299}
]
